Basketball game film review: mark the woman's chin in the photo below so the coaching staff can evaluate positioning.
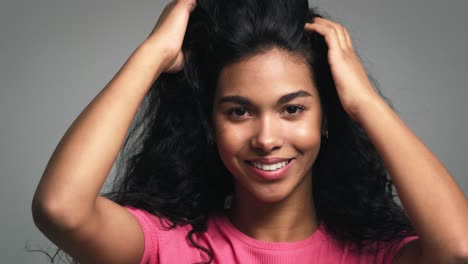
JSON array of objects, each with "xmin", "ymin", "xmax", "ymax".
[
  {"xmin": 251, "ymin": 190, "xmax": 290, "ymax": 204},
  {"xmin": 235, "ymin": 179, "xmax": 299, "ymax": 205}
]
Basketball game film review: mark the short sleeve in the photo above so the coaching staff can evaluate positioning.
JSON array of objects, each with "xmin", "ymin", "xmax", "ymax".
[
  {"xmin": 125, "ymin": 206, "xmax": 159, "ymax": 264},
  {"xmin": 382, "ymin": 235, "xmax": 419, "ymax": 264}
]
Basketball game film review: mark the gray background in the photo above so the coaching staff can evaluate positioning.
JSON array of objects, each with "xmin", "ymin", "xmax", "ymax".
[{"xmin": 1, "ymin": 0, "xmax": 466, "ymax": 262}]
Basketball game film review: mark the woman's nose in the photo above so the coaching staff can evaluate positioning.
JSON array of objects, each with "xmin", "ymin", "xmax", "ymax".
[{"xmin": 250, "ymin": 115, "xmax": 283, "ymax": 153}]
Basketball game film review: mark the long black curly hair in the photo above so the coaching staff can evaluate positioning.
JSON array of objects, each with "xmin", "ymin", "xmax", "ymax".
[{"xmin": 35, "ymin": 0, "xmax": 416, "ymax": 263}]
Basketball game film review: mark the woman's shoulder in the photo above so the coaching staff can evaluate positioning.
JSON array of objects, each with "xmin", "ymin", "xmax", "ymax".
[
  {"xmin": 124, "ymin": 205, "xmax": 192, "ymax": 232},
  {"xmin": 342, "ymin": 234, "xmax": 420, "ymax": 264},
  {"xmin": 123, "ymin": 206, "xmax": 197, "ymax": 263}
]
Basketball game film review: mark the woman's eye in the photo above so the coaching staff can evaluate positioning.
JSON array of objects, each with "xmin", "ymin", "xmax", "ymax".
[
  {"xmin": 283, "ymin": 105, "xmax": 304, "ymax": 115},
  {"xmin": 228, "ymin": 108, "xmax": 249, "ymax": 117}
]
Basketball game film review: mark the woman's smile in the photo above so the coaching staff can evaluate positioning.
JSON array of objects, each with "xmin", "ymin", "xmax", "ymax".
[
  {"xmin": 244, "ymin": 158, "xmax": 296, "ymax": 181},
  {"xmin": 246, "ymin": 157, "xmax": 293, "ymax": 171}
]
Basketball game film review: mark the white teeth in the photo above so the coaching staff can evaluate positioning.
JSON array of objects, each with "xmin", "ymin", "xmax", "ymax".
[{"xmin": 251, "ymin": 160, "xmax": 289, "ymax": 171}]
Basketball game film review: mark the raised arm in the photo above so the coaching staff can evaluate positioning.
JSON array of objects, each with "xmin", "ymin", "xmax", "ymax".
[
  {"xmin": 305, "ymin": 18, "xmax": 468, "ymax": 263},
  {"xmin": 31, "ymin": 0, "xmax": 195, "ymax": 263}
]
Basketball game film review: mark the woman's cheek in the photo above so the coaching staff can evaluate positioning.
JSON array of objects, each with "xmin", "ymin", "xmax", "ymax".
[
  {"xmin": 215, "ymin": 122, "xmax": 247, "ymax": 156},
  {"xmin": 286, "ymin": 120, "xmax": 322, "ymax": 152}
]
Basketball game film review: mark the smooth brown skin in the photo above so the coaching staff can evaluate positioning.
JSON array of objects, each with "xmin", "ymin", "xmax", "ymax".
[{"xmin": 31, "ymin": 0, "xmax": 468, "ymax": 262}]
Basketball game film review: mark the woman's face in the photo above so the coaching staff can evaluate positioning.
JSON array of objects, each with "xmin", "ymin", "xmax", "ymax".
[{"xmin": 212, "ymin": 48, "xmax": 323, "ymax": 204}]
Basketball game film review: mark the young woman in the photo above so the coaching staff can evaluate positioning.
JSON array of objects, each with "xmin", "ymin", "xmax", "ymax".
[{"xmin": 31, "ymin": 0, "xmax": 468, "ymax": 263}]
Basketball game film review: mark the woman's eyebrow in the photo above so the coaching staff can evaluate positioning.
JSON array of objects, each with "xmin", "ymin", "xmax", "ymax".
[
  {"xmin": 278, "ymin": 90, "xmax": 313, "ymax": 104},
  {"xmin": 217, "ymin": 90, "xmax": 313, "ymax": 106},
  {"xmin": 218, "ymin": 96, "xmax": 253, "ymax": 107}
]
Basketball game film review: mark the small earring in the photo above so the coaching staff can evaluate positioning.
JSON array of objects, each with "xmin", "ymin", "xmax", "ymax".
[
  {"xmin": 322, "ymin": 130, "xmax": 329, "ymax": 139},
  {"xmin": 224, "ymin": 194, "xmax": 232, "ymax": 210}
]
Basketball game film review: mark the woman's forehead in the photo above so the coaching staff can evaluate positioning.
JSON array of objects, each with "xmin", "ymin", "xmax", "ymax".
[{"xmin": 215, "ymin": 48, "xmax": 317, "ymax": 99}]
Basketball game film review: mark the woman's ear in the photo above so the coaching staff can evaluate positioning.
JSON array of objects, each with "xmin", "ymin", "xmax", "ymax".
[
  {"xmin": 207, "ymin": 125, "xmax": 217, "ymax": 146},
  {"xmin": 322, "ymin": 115, "xmax": 328, "ymax": 132},
  {"xmin": 321, "ymin": 115, "xmax": 328, "ymax": 138},
  {"xmin": 184, "ymin": 49, "xmax": 192, "ymax": 64}
]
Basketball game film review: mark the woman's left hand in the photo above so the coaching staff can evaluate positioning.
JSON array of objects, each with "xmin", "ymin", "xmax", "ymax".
[{"xmin": 304, "ymin": 17, "xmax": 382, "ymax": 121}]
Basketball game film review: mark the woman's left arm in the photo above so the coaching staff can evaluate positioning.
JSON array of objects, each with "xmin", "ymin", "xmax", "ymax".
[{"xmin": 305, "ymin": 17, "xmax": 468, "ymax": 264}]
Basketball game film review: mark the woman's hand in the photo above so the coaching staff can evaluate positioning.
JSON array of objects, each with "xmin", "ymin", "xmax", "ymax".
[
  {"xmin": 304, "ymin": 18, "xmax": 382, "ymax": 121},
  {"xmin": 145, "ymin": 0, "xmax": 196, "ymax": 73}
]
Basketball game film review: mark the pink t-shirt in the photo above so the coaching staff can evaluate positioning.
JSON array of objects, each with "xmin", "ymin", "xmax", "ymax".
[{"xmin": 125, "ymin": 206, "xmax": 418, "ymax": 264}]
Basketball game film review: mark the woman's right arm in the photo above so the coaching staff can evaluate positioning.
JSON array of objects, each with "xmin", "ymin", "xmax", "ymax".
[{"xmin": 31, "ymin": 1, "xmax": 196, "ymax": 263}]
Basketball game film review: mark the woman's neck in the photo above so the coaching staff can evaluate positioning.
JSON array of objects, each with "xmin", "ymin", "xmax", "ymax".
[{"xmin": 228, "ymin": 185, "xmax": 318, "ymax": 242}]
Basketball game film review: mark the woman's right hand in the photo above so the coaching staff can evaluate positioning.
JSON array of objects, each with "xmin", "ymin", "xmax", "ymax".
[{"xmin": 145, "ymin": 0, "xmax": 196, "ymax": 73}]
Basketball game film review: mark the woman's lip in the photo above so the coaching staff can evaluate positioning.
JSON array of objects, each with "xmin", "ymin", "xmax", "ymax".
[
  {"xmin": 244, "ymin": 159, "xmax": 295, "ymax": 181},
  {"xmin": 246, "ymin": 157, "xmax": 293, "ymax": 164}
]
